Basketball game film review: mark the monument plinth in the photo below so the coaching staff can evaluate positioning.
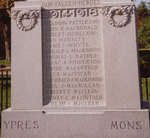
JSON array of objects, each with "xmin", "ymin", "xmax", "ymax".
[{"xmin": 2, "ymin": 0, "xmax": 150, "ymax": 138}]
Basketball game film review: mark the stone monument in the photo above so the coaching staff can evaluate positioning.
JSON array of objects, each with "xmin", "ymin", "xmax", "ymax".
[{"xmin": 2, "ymin": 0, "xmax": 150, "ymax": 138}]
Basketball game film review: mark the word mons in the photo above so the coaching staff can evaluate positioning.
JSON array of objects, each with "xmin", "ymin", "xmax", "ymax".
[{"xmin": 111, "ymin": 120, "xmax": 143, "ymax": 130}]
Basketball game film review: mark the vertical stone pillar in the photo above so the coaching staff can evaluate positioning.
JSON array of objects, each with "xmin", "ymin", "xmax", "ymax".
[{"xmin": 11, "ymin": 5, "xmax": 42, "ymax": 109}]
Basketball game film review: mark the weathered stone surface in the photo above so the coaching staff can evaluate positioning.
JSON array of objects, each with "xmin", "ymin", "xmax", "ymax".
[
  {"xmin": 10, "ymin": 0, "xmax": 141, "ymax": 110},
  {"xmin": 42, "ymin": 8, "xmax": 105, "ymax": 107},
  {"xmin": 42, "ymin": 0, "xmax": 140, "ymax": 109},
  {"xmin": 11, "ymin": 6, "xmax": 43, "ymax": 110},
  {"xmin": 2, "ymin": 109, "xmax": 150, "ymax": 138},
  {"xmin": 2, "ymin": 0, "xmax": 149, "ymax": 138}
]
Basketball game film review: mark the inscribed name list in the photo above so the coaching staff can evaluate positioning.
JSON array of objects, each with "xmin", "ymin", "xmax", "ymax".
[{"xmin": 42, "ymin": 8, "xmax": 105, "ymax": 107}]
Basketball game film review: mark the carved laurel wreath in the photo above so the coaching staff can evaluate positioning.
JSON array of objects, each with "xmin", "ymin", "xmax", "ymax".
[
  {"xmin": 102, "ymin": 6, "xmax": 135, "ymax": 28},
  {"xmin": 11, "ymin": 5, "xmax": 134, "ymax": 31},
  {"xmin": 12, "ymin": 10, "xmax": 40, "ymax": 31}
]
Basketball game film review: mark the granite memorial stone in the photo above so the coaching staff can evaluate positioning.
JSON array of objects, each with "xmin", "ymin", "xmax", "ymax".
[{"xmin": 2, "ymin": 0, "xmax": 150, "ymax": 138}]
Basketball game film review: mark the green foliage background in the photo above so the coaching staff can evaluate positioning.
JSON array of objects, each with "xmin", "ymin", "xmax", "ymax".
[
  {"xmin": 136, "ymin": 2, "xmax": 150, "ymax": 79},
  {"xmin": 136, "ymin": 2, "xmax": 150, "ymax": 49},
  {"xmin": 138, "ymin": 18, "xmax": 150, "ymax": 48},
  {"xmin": 0, "ymin": 0, "xmax": 14, "ymax": 9}
]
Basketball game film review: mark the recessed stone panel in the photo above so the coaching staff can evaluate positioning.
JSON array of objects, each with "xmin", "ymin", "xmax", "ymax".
[{"xmin": 42, "ymin": 8, "xmax": 105, "ymax": 107}]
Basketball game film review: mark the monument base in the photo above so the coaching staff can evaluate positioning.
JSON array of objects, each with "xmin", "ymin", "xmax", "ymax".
[{"xmin": 2, "ymin": 109, "xmax": 150, "ymax": 138}]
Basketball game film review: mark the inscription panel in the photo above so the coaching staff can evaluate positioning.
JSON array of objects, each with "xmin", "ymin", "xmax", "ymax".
[{"xmin": 43, "ymin": 8, "xmax": 105, "ymax": 107}]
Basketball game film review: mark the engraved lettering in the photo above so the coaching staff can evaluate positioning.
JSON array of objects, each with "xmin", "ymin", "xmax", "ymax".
[
  {"xmin": 3, "ymin": 120, "xmax": 40, "ymax": 130},
  {"xmin": 127, "ymin": 121, "xmax": 135, "ymax": 129},
  {"xmin": 110, "ymin": 121, "xmax": 143, "ymax": 130},
  {"xmin": 3, "ymin": 121, "xmax": 10, "ymax": 129},
  {"xmin": 33, "ymin": 121, "xmax": 40, "ymax": 129},
  {"xmin": 136, "ymin": 121, "xmax": 143, "ymax": 130},
  {"xmin": 25, "ymin": 120, "xmax": 32, "ymax": 129},
  {"xmin": 43, "ymin": 8, "xmax": 105, "ymax": 107},
  {"xmin": 17, "ymin": 121, "xmax": 24, "ymax": 130},
  {"xmin": 43, "ymin": 0, "xmax": 101, "ymax": 9},
  {"xmin": 120, "ymin": 121, "xmax": 126, "ymax": 129},
  {"xmin": 11, "ymin": 121, "xmax": 17, "ymax": 129},
  {"xmin": 111, "ymin": 121, "xmax": 119, "ymax": 129}
]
